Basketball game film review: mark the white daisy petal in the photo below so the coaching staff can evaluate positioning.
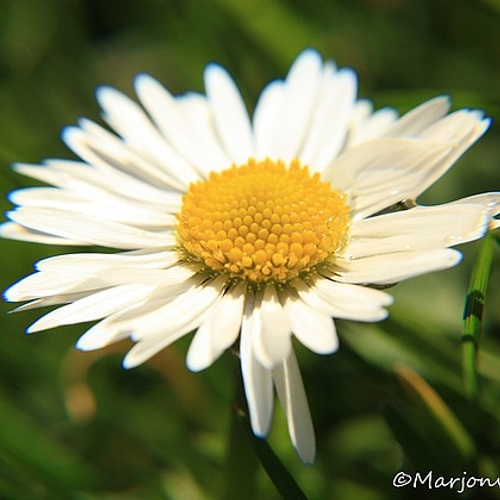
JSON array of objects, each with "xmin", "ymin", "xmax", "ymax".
[
  {"xmin": 408, "ymin": 114, "xmax": 491, "ymax": 198},
  {"xmin": 293, "ymin": 278, "xmax": 392, "ymax": 322},
  {"xmin": 240, "ymin": 292, "xmax": 274, "ymax": 437},
  {"xmin": 5, "ymin": 255, "xmax": 191, "ymax": 303},
  {"xmin": 9, "ymin": 187, "xmax": 175, "ymax": 228},
  {"xmin": 35, "ymin": 249, "xmax": 179, "ymax": 273},
  {"xmin": 348, "ymin": 106, "xmax": 399, "ymax": 147},
  {"xmin": 0, "ymin": 221, "xmax": 88, "ymax": 246},
  {"xmin": 128, "ymin": 275, "xmax": 228, "ymax": 342},
  {"xmin": 253, "ymin": 49, "xmax": 324, "ymax": 161},
  {"xmin": 273, "ymin": 350, "xmax": 316, "ymax": 464},
  {"xmin": 133, "ymin": 76, "xmax": 200, "ymax": 163},
  {"xmin": 300, "ymin": 66, "xmax": 358, "ymax": 170},
  {"xmin": 185, "ymin": 319, "xmax": 218, "ymax": 373},
  {"xmin": 349, "ymin": 99, "xmax": 374, "ymax": 130},
  {"xmin": 76, "ymin": 319, "xmax": 132, "ymax": 351},
  {"xmin": 420, "ymin": 109, "xmax": 483, "ymax": 142},
  {"xmin": 100, "ymin": 276, "xmax": 201, "ymax": 328},
  {"xmin": 63, "ymin": 123, "xmax": 187, "ymax": 192},
  {"xmin": 186, "ymin": 281, "xmax": 245, "ymax": 372},
  {"xmin": 327, "ymin": 137, "xmax": 447, "ymax": 191},
  {"xmin": 342, "ymin": 105, "xmax": 490, "ymax": 205},
  {"xmin": 312, "ymin": 277, "xmax": 393, "ymax": 307},
  {"xmin": 296, "ymin": 283, "xmax": 376, "ymax": 321},
  {"xmin": 122, "ymin": 276, "xmax": 228, "ymax": 368},
  {"xmin": 97, "ymin": 265, "xmax": 198, "ymax": 287},
  {"xmin": 334, "ymin": 248, "xmax": 463, "ymax": 285},
  {"xmin": 135, "ymin": 77, "xmax": 231, "ymax": 176},
  {"xmin": 10, "ymin": 292, "xmax": 95, "ymax": 313},
  {"xmin": 328, "ymin": 138, "xmax": 450, "ymax": 218},
  {"xmin": 282, "ymin": 291, "xmax": 338, "ymax": 354},
  {"xmin": 204, "ymin": 64, "xmax": 254, "ymax": 163},
  {"xmin": 122, "ymin": 324, "xmax": 197, "ymax": 369},
  {"xmin": 382, "ymin": 96, "xmax": 451, "ymax": 138},
  {"xmin": 97, "ymin": 86, "xmax": 201, "ymax": 185},
  {"xmin": 5, "ymin": 271, "xmax": 106, "ymax": 302},
  {"xmin": 27, "ymin": 284, "xmax": 155, "ymax": 333},
  {"xmin": 253, "ymin": 80, "xmax": 285, "ymax": 159},
  {"xmin": 252, "ymin": 286, "xmax": 292, "ymax": 370},
  {"xmin": 348, "ymin": 193, "xmax": 500, "ymax": 258},
  {"xmin": 176, "ymin": 93, "xmax": 233, "ymax": 173},
  {"xmin": 7, "ymin": 207, "xmax": 174, "ymax": 249},
  {"xmin": 14, "ymin": 160, "xmax": 183, "ymax": 210},
  {"xmin": 76, "ymin": 279, "xmax": 196, "ymax": 351}
]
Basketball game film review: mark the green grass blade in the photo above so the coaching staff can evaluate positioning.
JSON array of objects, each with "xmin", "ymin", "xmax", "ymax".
[
  {"xmin": 395, "ymin": 364, "xmax": 476, "ymax": 463},
  {"xmin": 462, "ymin": 231, "xmax": 496, "ymax": 399}
]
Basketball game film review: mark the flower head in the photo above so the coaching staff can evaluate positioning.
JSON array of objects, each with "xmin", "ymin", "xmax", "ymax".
[{"xmin": 2, "ymin": 49, "xmax": 499, "ymax": 463}]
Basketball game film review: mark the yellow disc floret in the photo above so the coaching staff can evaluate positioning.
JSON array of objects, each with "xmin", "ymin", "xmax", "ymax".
[{"xmin": 176, "ymin": 158, "xmax": 350, "ymax": 283}]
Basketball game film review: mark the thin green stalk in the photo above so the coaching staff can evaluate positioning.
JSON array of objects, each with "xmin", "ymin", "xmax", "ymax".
[
  {"xmin": 461, "ymin": 231, "xmax": 495, "ymax": 399},
  {"xmin": 220, "ymin": 367, "xmax": 258, "ymax": 500},
  {"xmin": 224, "ymin": 365, "xmax": 308, "ymax": 499}
]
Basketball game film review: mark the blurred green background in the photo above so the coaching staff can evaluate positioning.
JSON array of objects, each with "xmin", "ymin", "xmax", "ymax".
[{"xmin": 1, "ymin": 0, "xmax": 500, "ymax": 498}]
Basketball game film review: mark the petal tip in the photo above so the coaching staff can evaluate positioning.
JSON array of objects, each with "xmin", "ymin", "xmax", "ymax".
[
  {"xmin": 134, "ymin": 73, "xmax": 158, "ymax": 96},
  {"xmin": 185, "ymin": 352, "xmax": 209, "ymax": 373},
  {"xmin": 60, "ymin": 126, "xmax": 80, "ymax": 147},
  {"xmin": 298, "ymin": 448, "xmax": 316, "ymax": 465},
  {"xmin": 204, "ymin": 62, "xmax": 227, "ymax": 83},
  {"xmin": 26, "ymin": 323, "xmax": 45, "ymax": 334},
  {"xmin": 75, "ymin": 337, "xmax": 92, "ymax": 351},
  {"xmin": 122, "ymin": 355, "xmax": 137, "ymax": 370},
  {"xmin": 295, "ymin": 47, "xmax": 322, "ymax": 63},
  {"xmin": 95, "ymin": 85, "xmax": 116, "ymax": 103}
]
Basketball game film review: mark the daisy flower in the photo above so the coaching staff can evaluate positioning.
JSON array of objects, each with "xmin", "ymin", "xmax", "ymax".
[{"xmin": 2, "ymin": 49, "xmax": 500, "ymax": 464}]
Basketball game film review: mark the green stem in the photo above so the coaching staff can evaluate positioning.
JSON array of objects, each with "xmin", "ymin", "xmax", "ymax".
[
  {"xmin": 461, "ymin": 232, "xmax": 495, "ymax": 399},
  {"xmin": 228, "ymin": 366, "xmax": 308, "ymax": 499},
  {"xmin": 220, "ymin": 366, "xmax": 258, "ymax": 500}
]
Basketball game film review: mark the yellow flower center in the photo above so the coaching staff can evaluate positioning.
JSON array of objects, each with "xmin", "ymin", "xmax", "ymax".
[{"xmin": 176, "ymin": 158, "xmax": 350, "ymax": 283}]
